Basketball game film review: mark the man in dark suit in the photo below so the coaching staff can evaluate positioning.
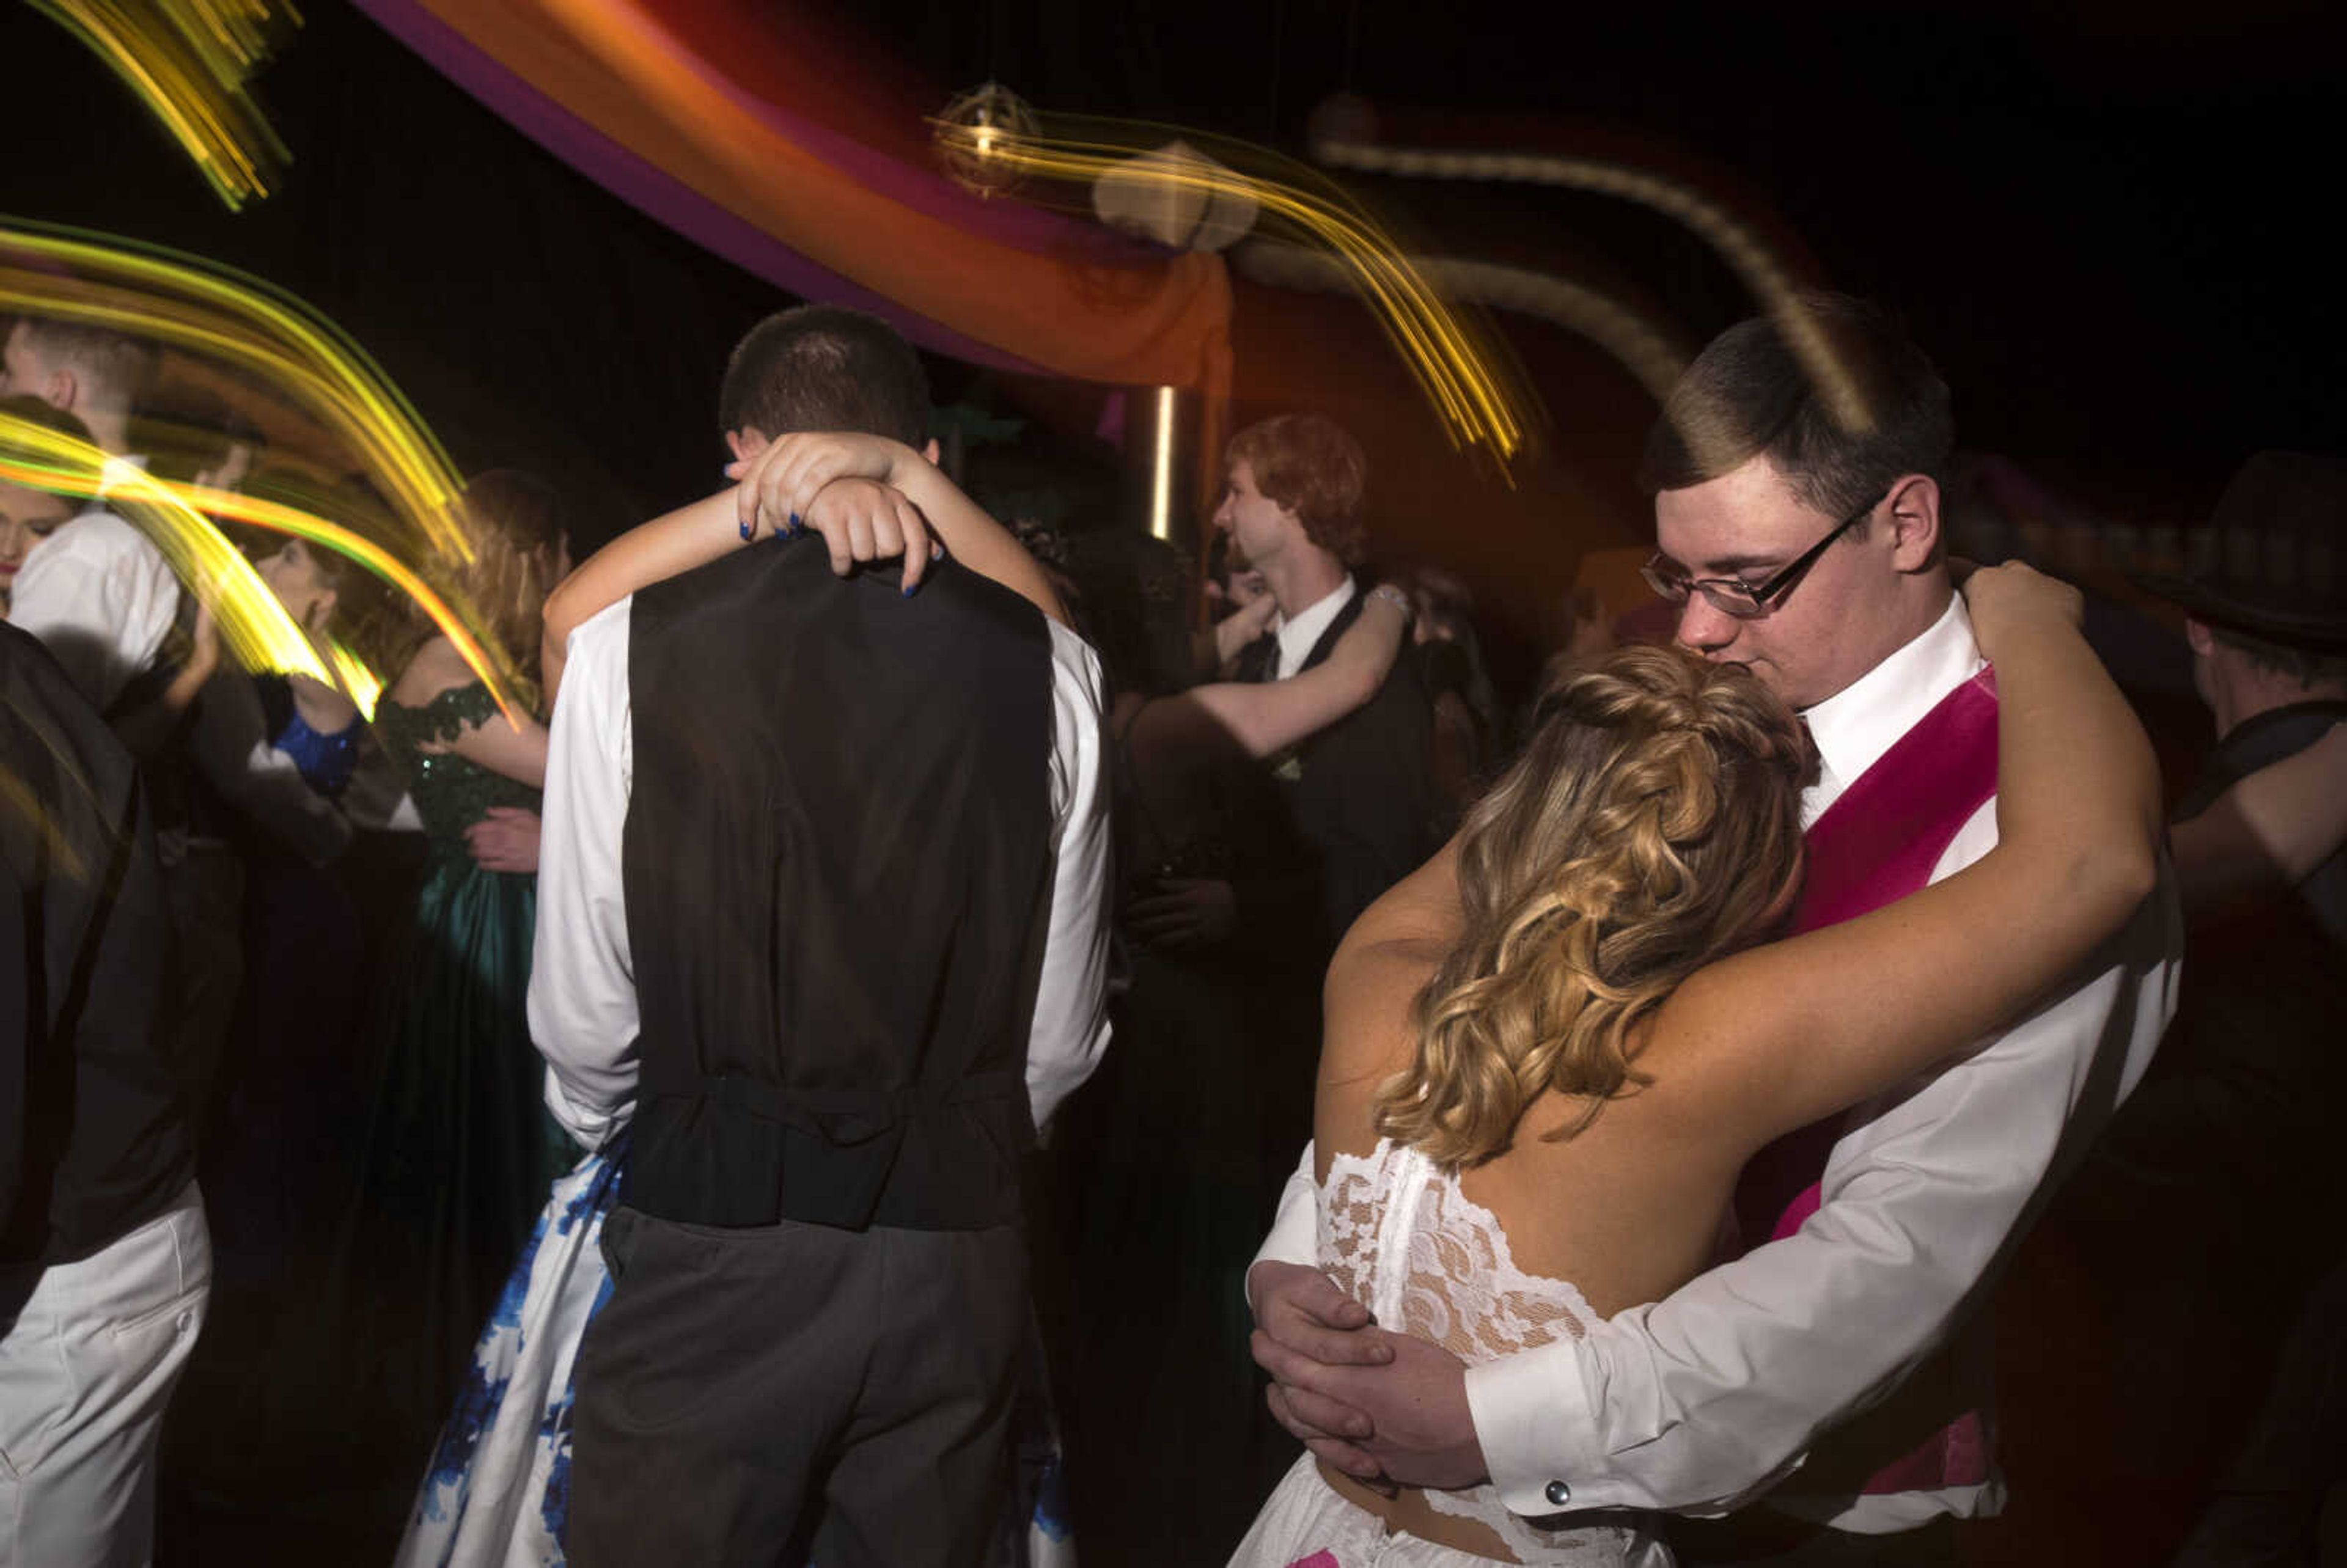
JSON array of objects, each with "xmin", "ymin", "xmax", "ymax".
[{"xmin": 1214, "ymin": 412, "xmax": 1438, "ymax": 952}]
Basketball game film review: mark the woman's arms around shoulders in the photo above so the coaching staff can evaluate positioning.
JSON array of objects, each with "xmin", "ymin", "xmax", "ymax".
[
  {"xmin": 1174, "ymin": 585, "xmax": 1412, "ymax": 760},
  {"xmin": 1650, "ymin": 562, "xmax": 2164, "ymax": 1156},
  {"xmin": 540, "ymin": 434, "xmax": 1066, "ymax": 704}
]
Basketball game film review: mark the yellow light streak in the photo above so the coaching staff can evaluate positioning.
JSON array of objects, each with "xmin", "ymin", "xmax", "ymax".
[
  {"xmin": 326, "ymin": 637, "xmax": 383, "ymax": 722},
  {"xmin": 1310, "ymin": 139, "xmax": 1871, "ymax": 436},
  {"xmin": 931, "ymin": 115, "xmax": 1538, "ymax": 469},
  {"xmin": 26, "ymin": 1, "xmax": 299, "ymax": 211},
  {"xmin": 1234, "ymin": 244, "xmax": 1688, "ymax": 406},
  {"xmin": 2, "ymin": 417, "xmax": 518, "ymax": 727},
  {"xmin": 0, "ymin": 219, "xmax": 472, "ymax": 563},
  {"xmin": 0, "ymin": 219, "xmax": 527, "ymax": 716}
]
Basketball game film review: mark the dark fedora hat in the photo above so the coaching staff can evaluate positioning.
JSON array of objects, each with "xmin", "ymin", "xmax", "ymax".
[{"xmin": 2134, "ymin": 451, "xmax": 2347, "ymax": 651}]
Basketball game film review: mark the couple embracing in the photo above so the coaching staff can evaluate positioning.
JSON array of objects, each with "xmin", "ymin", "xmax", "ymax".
[{"xmin": 1232, "ymin": 293, "xmax": 2183, "ymax": 1566}]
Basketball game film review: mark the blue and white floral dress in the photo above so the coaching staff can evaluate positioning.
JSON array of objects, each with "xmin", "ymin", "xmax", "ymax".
[{"xmin": 397, "ymin": 1134, "xmax": 625, "ymax": 1568}]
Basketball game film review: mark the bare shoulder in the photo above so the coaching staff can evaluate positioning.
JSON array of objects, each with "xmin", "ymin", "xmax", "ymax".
[
  {"xmin": 1321, "ymin": 934, "xmax": 1444, "ymax": 1086},
  {"xmin": 386, "ymin": 637, "xmax": 471, "ymax": 707}
]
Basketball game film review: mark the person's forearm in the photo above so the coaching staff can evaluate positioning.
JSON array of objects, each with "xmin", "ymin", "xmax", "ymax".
[
  {"xmin": 2172, "ymin": 722, "xmax": 2347, "ymax": 920},
  {"xmin": 1477, "ymin": 950, "xmax": 2161, "ymax": 1514},
  {"xmin": 1191, "ymin": 598, "xmax": 1406, "ymax": 756},
  {"xmin": 879, "ymin": 448, "xmax": 1068, "ymax": 625},
  {"xmin": 543, "ymin": 489, "xmax": 740, "ymax": 702},
  {"xmin": 1185, "ymin": 656, "xmax": 1381, "ymax": 758}
]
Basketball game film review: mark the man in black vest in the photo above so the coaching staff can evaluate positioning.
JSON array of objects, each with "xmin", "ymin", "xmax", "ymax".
[
  {"xmin": 2, "ymin": 619, "xmax": 208, "ymax": 1566},
  {"xmin": 531, "ymin": 306, "xmax": 1111, "ymax": 1566},
  {"xmin": 1214, "ymin": 412, "xmax": 1438, "ymax": 953}
]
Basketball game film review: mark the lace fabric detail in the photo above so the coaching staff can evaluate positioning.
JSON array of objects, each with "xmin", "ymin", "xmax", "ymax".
[
  {"xmin": 376, "ymin": 680, "xmax": 542, "ymax": 841},
  {"xmin": 1319, "ymin": 1140, "xmax": 1641, "ymax": 1566},
  {"xmin": 377, "ymin": 679, "xmax": 506, "ymax": 749}
]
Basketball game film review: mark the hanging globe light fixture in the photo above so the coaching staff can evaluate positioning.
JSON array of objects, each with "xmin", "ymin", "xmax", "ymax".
[{"xmin": 933, "ymin": 81, "xmax": 1039, "ymax": 199}]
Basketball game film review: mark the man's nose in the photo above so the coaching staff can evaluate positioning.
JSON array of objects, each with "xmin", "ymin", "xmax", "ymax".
[{"xmin": 1674, "ymin": 595, "xmax": 1740, "ymax": 654}]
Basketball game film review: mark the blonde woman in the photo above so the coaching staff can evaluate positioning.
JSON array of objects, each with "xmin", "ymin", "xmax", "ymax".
[{"xmin": 1229, "ymin": 561, "xmax": 2162, "ymax": 1565}]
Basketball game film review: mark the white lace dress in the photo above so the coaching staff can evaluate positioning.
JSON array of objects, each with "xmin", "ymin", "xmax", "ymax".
[{"xmin": 1228, "ymin": 1140, "xmax": 1658, "ymax": 1567}]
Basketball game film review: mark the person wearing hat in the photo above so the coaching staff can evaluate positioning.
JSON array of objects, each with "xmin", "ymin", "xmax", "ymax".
[
  {"xmin": 2077, "ymin": 451, "xmax": 2347, "ymax": 1566},
  {"xmin": 2144, "ymin": 452, "xmax": 2347, "ymax": 926}
]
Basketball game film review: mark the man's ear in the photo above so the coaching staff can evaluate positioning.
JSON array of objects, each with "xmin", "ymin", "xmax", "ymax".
[
  {"xmin": 43, "ymin": 366, "xmax": 78, "ymax": 414},
  {"xmin": 310, "ymin": 589, "xmax": 337, "ymax": 636},
  {"xmin": 922, "ymin": 438, "xmax": 941, "ymax": 466},
  {"xmin": 2184, "ymin": 615, "xmax": 2217, "ymax": 659},
  {"xmin": 1883, "ymin": 474, "xmax": 1942, "ymax": 573},
  {"xmin": 725, "ymin": 428, "xmax": 768, "ymax": 464}
]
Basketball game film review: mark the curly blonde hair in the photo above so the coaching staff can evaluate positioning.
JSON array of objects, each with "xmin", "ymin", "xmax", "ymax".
[{"xmin": 1375, "ymin": 644, "xmax": 1809, "ymax": 1169}]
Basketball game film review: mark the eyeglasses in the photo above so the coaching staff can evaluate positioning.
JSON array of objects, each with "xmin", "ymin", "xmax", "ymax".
[{"xmin": 1640, "ymin": 486, "xmax": 1892, "ymax": 620}]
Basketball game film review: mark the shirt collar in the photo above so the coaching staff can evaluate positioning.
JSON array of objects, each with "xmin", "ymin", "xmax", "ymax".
[
  {"xmin": 1274, "ymin": 576, "xmax": 1358, "ymax": 673},
  {"xmin": 1799, "ymin": 593, "xmax": 1982, "ymax": 807}
]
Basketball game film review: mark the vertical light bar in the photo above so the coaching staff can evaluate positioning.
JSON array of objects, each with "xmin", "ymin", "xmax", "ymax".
[{"xmin": 1149, "ymin": 384, "xmax": 1178, "ymax": 541}]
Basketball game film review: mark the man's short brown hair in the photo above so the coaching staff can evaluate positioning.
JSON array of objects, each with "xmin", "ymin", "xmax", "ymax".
[
  {"xmin": 12, "ymin": 317, "xmax": 164, "ymax": 416},
  {"xmin": 717, "ymin": 305, "xmax": 930, "ymax": 449},
  {"xmin": 2211, "ymin": 623, "xmax": 2347, "ymax": 689},
  {"xmin": 1638, "ymin": 291, "xmax": 1952, "ymax": 519},
  {"xmin": 1226, "ymin": 413, "xmax": 1368, "ymax": 565}
]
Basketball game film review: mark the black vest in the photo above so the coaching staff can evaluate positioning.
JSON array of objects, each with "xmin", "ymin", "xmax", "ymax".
[{"xmin": 620, "ymin": 541, "xmax": 1056, "ymax": 1231}]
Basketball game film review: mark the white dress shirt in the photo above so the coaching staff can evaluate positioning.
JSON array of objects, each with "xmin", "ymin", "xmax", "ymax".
[
  {"xmin": 7, "ymin": 504, "xmax": 178, "ymax": 713},
  {"xmin": 1254, "ymin": 595, "xmax": 2183, "ymax": 1532},
  {"xmin": 528, "ymin": 595, "xmax": 1115, "ymax": 1152},
  {"xmin": 1273, "ymin": 577, "xmax": 1358, "ymax": 680}
]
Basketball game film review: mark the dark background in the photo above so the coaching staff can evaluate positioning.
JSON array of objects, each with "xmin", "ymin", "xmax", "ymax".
[{"xmin": 4, "ymin": 0, "xmax": 2340, "ymax": 557}]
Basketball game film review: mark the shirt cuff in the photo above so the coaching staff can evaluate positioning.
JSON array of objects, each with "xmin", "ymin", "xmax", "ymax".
[
  {"xmin": 1467, "ymin": 1337, "xmax": 1603, "ymax": 1516},
  {"xmin": 542, "ymin": 1066, "xmax": 630, "ymax": 1152}
]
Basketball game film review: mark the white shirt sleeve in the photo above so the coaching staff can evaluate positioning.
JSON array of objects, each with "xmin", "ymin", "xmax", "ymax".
[
  {"xmin": 528, "ymin": 598, "xmax": 639, "ymax": 1151},
  {"xmin": 1469, "ymin": 857, "xmax": 2184, "ymax": 1517},
  {"xmin": 7, "ymin": 512, "xmax": 178, "ymax": 713},
  {"xmin": 1024, "ymin": 620, "xmax": 1114, "ymax": 1132},
  {"xmin": 1246, "ymin": 1143, "xmax": 1323, "ymax": 1306}
]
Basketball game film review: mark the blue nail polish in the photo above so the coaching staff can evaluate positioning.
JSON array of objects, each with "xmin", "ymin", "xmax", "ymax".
[
  {"xmin": 787, "ymin": 512, "xmax": 801, "ymax": 535},
  {"xmin": 900, "ymin": 582, "xmax": 917, "ymax": 598},
  {"xmin": 739, "ymin": 518, "xmax": 752, "ymax": 541}
]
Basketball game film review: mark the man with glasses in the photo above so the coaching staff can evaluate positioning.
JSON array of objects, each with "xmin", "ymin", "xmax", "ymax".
[{"xmin": 1247, "ymin": 291, "xmax": 2181, "ymax": 1564}]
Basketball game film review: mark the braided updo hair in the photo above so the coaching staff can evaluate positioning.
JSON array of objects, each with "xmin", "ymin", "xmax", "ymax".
[{"xmin": 1375, "ymin": 643, "xmax": 1809, "ymax": 1168}]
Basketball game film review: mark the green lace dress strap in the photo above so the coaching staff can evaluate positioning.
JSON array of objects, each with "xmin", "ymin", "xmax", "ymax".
[
  {"xmin": 375, "ymin": 680, "xmax": 542, "ymax": 842},
  {"xmin": 377, "ymin": 680, "xmax": 508, "ymax": 751}
]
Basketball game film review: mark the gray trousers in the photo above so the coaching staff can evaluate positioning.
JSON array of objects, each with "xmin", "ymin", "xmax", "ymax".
[{"xmin": 567, "ymin": 1206, "xmax": 1027, "ymax": 1568}]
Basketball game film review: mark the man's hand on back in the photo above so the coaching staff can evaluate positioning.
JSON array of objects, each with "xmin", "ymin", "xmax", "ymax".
[{"xmin": 1250, "ymin": 1259, "xmax": 1489, "ymax": 1491}]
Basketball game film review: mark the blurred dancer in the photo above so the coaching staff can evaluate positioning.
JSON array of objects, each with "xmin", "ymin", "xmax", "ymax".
[
  {"xmin": 2, "ymin": 620, "xmax": 207, "ymax": 1567},
  {"xmin": 0, "ymin": 317, "xmax": 175, "ymax": 709},
  {"xmin": 0, "ymin": 395, "xmax": 88, "ymax": 616},
  {"xmin": 1214, "ymin": 413, "xmax": 1439, "ymax": 949},
  {"xmin": 285, "ymin": 472, "xmax": 568, "ymax": 1535}
]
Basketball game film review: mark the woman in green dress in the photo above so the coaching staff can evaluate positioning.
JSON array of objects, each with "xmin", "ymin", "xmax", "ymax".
[{"xmin": 307, "ymin": 470, "xmax": 573, "ymax": 1528}]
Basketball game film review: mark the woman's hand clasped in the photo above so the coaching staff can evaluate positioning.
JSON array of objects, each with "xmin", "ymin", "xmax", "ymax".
[
  {"xmin": 728, "ymin": 433, "xmax": 940, "ymax": 592},
  {"xmin": 1959, "ymin": 559, "xmax": 2084, "ymax": 637}
]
